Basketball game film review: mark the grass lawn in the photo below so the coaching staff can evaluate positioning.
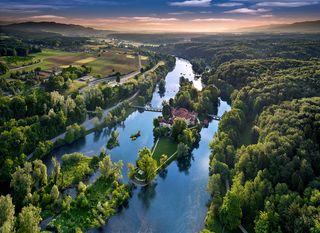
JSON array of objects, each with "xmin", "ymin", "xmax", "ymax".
[
  {"xmin": 152, "ymin": 137, "xmax": 177, "ymax": 165},
  {"xmin": 60, "ymin": 153, "xmax": 94, "ymax": 189}
]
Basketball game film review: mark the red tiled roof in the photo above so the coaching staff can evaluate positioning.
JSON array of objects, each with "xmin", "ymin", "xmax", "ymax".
[{"xmin": 172, "ymin": 108, "xmax": 197, "ymax": 121}]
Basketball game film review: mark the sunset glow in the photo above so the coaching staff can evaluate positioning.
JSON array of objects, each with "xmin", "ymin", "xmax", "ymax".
[{"xmin": 1, "ymin": 0, "xmax": 319, "ymax": 32}]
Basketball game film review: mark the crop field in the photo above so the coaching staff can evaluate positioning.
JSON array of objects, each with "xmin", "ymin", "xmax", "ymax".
[
  {"xmin": 140, "ymin": 55, "xmax": 150, "ymax": 68},
  {"xmin": 0, "ymin": 47, "xmax": 146, "ymax": 79},
  {"xmin": 3, "ymin": 47, "xmax": 140, "ymax": 74},
  {"xmin": 88, "ymin": 50, "xmax": 139, "ymax": 77}
]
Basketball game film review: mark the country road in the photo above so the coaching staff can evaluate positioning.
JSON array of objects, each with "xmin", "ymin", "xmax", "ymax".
[
  {"xmin": 52, "ymin": 91, "xmax": 139, "ymax": 144},
  {"xmin": 26, "ymin": 58, "xmax": 164, "ymax": 160},
  {"xmin": 27, "ymin": 91, "xmax": 139, "ymax": 160},
  {"xmin": 79, "ymin": 57, "xmax": 164, "ymax": 92},
  {"xmin": 10, "ymin": 60, "xmax": 42, "ymax": 71}
]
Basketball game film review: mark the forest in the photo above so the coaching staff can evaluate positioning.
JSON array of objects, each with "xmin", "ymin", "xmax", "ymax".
[
  {"xmin": 1, "ymin": 26, "xmax": 320, "ymax": 232},
  {"xmin": 185, "ymin": 35, "xmax": 320, "ymax": 233},
  {"xmin": 0, "ymin": 32, "xmax": 176, "ymax": 231}
]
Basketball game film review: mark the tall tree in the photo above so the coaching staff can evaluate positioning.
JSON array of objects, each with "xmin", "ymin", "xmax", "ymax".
[
  {"xmin": 0, "ymin": 195, "xmax": 15, "ymax": 233},
  {"xmin": 219, "ymin": 191, "xmax": 242, "ymax": 230},
  {"xmin": 10, "ymin": 164, "xmax": 33, "ymax": 205},
  {"xmin": 137, "ymin": 147, "xmax": 157, "ymax": 182},
  {"xmin": 16, "ymin": 205, "xmax": 42, "ymax": 233},
  {"xmin": 52, "ymin": 157, "xmax": 61, "ymax": 186},
  {"xmin": 99, "ymin": 156, "xmax": 113, "ymax": 178},
  {"xmin": 171, "ymin": 117, "xmax": 187, "ymax": 139}
]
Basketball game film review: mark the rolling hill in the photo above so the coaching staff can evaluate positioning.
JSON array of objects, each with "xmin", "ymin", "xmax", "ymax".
[
  {"xmin": 0, "ymin": 21, "xmax": 112, "ymax": 37},
  {"xmin": 243, "ymin": 20, "xmax": 320, "ymax": 33}
]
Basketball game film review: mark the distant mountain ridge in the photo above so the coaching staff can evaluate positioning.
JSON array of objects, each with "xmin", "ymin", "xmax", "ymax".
[
  {"xmin": 0, "ymin": 21, "xmax": 113, "ymax": 37},
  {"xmin": 244, "ymin": 20, "xmax": 320, "ymax": 33}
]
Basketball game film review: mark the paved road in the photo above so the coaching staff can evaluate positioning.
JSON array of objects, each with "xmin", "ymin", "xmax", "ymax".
[
  {"xmin": 27, "ymin": 58, "xmax": 164, "ymax": 160},
  {"xmin": 79, "ymin": 57, "xmax": 164, "ymax": 92},
  {"xmin": 27, "ymin": 91, "xmax": 139, "ymax": 160},
  {"xmin": 50, "ymin": 91, "xmax": 139, "ymax": 144}
]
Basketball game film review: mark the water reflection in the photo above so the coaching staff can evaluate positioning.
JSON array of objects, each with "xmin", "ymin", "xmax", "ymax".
[
  {"xmin": 43, "ymin": 58, "xmax": 230, "ymax": 233},
  {"xmin": 138, "ymin": 183, "xmax": 157, "ymax": 209}
]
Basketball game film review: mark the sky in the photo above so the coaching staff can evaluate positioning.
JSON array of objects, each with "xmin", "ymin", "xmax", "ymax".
[{"xmin": 0, "ymin": 0, "xmax": 319, "ymax": 32}]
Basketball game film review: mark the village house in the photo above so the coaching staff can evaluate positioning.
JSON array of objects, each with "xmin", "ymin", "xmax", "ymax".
[
  {"xmin": 159, "ymin": 107, "xmax": 198, "ymax": 127},
  {"xmin": 172, "ymin": 108, "xmax": 198, "ymax": 126}
]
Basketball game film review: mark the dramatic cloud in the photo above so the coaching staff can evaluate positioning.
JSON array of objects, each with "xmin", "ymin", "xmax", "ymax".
[
  {"xmin": 225, "ymin": 7, "xmax": 270, "ymax": 14},
  {"xmin": 215, "ymin": 2, "xmax": 244, "ymax": 7},
  {"xmin": 169, "ymin": 0, "xmax": 211, "ymax": 7},
  {"xmin": 1, "ymin": 0, "xmax": 319, "ymax": 32}
]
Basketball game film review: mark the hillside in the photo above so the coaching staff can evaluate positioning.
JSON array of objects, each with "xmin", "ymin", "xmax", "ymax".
[
  {"xmin": 243, "ymin": 20, "xmax": 320, "ymax": 33},
  {"xmin": 0, "ymin": 21, "xmax": 112, "ymax": 37}
]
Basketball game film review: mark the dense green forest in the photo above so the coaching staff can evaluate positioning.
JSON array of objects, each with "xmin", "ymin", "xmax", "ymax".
[
  {"xmin": 1, "ymin": 31, "xmax": 320, "ymax": 232},
  {"xmin": 153, "ymin": 34, "xmax": 320, "ymax": 72},
  {"xmin": 185, "ymin": 35, "xmax": 320, "ymax": 233},
  {"xmin": 0, "ymin": 35, "xmax": 175, "ymax": 231}
]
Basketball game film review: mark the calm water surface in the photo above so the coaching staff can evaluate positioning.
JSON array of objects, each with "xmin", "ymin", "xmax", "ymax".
[{"xmin": 44, "ymin": 58, "xmax": 230, "ymax": 233}]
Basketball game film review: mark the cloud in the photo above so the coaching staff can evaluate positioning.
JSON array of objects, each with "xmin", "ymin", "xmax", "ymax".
[
  {"xmin": 199, "ymin": 10, "xmax": 212, "ymax": 13},
  {"xmin": 192, "ymin": 18, "xmax": 236, "ymax": 22},
  {"xmin": 169, "ymin": 0, "xmax": 211, "ymax": 7},
  {"xmin": 215, "ymin": 2, "xmax": 244, "ymax": 7},
  {"xmin": 260, "ymin": 14, "xmax": 274, "ymax": 18},
  {"xmin": 168, "ymin": 11, "xmax": 194, "ymax": 15},
  {"xmin": 225, "ymin": 7, "xmax": 270, "ymax": 14},
  {"xmin": 113, "ymin": 16, "xmax": 179, "ymax": 23},
  {"xmin": 29, "ymin": 15, "xmax": 66, "ymax": 20},
  {"xmin": 132, "ymin": 17, "xmax": 178, "ymax": 22},
  {"xmin": 256, "ymin": 1, "xmax": 319, "ymax": 7},
  {"xmin": 0, "ymin": 3, "xmax": 68, "ymax": 10}
]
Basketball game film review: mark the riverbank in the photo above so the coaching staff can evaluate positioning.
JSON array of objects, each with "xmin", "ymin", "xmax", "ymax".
[
  {"xmin": 38, "ymin": 58, "xmax": 230, "ymax": 233},
  {"xmin": 28, "ymin": 57, "xmax": 172, "ymax": 161}
]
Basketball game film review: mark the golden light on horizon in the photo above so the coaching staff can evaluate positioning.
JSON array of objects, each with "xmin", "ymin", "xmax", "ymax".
[{"xmin": 0, "ymin": 14, "xmax": 306, "ymax": 33}]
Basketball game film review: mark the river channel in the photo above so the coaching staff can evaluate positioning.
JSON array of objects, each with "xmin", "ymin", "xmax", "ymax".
[{"xmin": 44, "ymin": 58, "xmax": 231, "ymax": 233}]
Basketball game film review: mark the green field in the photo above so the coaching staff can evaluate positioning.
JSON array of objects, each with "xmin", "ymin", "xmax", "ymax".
[
  {"xmin": 1, "ymin": 47, "xmax": 144, "ymax": 78},
  {"xmin": 152, "ymin": 137, "xmax": 177, "ymax": 165},
  {"xmin": 87, "ymin": 50, "xmax": 139, "ymax": 77}
]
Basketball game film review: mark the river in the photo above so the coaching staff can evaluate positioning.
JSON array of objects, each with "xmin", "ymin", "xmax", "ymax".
[{"xmin": 44, "ymin": 58, "xmax": 231, "ymax": 233}]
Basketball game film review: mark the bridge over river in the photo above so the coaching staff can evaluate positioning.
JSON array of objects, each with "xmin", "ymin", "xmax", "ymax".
[{"xmin": 131, "ymin": 105, "xmax": 163, "ymax": 112}]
